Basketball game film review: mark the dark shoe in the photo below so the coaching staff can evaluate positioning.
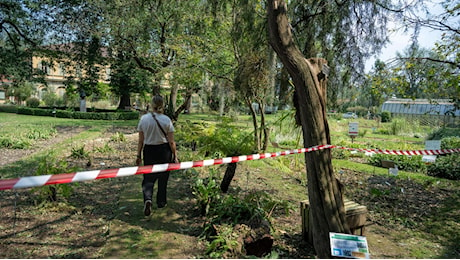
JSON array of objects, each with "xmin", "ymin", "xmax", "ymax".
[
  {"xmin": 157, "ymin": 203, "xmax": 167, "ymax": 209},
  {"xmin": 144, "ymin": 200, "xmax": 152, "ymax": 216}
]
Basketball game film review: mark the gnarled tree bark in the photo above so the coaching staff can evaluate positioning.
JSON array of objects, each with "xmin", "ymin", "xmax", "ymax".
[{"xmin": 267, "ymin": 0, "xmax": 350, "ymax": 258}]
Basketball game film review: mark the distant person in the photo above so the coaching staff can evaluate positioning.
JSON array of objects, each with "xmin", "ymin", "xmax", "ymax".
[{"xmin": 136, "ymin": 95, "xmax": 178, "ymax": 216}]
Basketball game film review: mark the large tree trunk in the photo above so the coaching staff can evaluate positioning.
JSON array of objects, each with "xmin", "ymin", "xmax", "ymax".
[
  {"xmin": 117, "ymin": 93, "xmax": 131, "ymax": 110},
  {"xmin": 267, "ymin": 1, "xmax": 349, "ymax": 258}
]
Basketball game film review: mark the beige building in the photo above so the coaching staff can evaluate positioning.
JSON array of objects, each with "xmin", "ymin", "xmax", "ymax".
[{"xmin": 0, "ymin": 44, "xmax": 111, "ymax": 104}]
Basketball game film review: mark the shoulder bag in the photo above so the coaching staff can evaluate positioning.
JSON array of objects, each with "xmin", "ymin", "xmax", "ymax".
[{"xmin": 151, "ymin": 112, "xmax": 176, "ymax": 163}]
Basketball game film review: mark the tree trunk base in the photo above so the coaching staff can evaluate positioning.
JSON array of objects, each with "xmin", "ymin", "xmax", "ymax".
[{"xmin": 234, "ymin": 223, "xmax": 274, "ymax": 257}]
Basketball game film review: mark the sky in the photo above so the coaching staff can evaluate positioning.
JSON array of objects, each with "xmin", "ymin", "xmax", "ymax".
[
  {"xmin": 365, "ymin": 1, "xmax": 446, "ymax": 72},
  {"xmin": 365, "ymin": 24, "xmax": 443, "ymax": 72}
]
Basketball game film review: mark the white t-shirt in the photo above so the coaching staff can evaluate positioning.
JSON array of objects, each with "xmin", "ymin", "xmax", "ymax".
[{"xmin": 137, "ymin": 112, "xmax": 174, "ymax": 145}]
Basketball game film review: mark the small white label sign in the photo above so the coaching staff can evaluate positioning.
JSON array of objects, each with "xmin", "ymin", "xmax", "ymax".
[{"xmin": 348, "ymin": 122, "xmax": 359, "ymax": 136}]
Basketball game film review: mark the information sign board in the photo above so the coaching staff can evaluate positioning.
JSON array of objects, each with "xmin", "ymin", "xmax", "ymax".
[{"xmin": 330, "ymin": 232, "xmax": 370, "ymax": 259}]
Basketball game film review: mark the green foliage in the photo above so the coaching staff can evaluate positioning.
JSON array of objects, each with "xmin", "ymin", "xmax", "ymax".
[
  {"xmin": 174, "ymin": 120, "xmax": 209, "ymax": 150},
  {"xmin": 193, "ymin": 167, "xmax": 293, "ymax": 258},
  {"xmin": 427, "ymin": 127, "xmax": 460, "ymax": 140},
  {"xmin": 346, "ymin": 106, "xmax": 367, "ymax": 117},
  {"xmin": 0, "ymin": 105, "xmax": 18, "ymax": 113},
  {"xmin": 110, "ymin": 132, "xmax": 126, "ymax": 142},
  {"xmin": 70, "ymin": 145, "xmax": 90, "ymax": 159},
  {"xmin": 441, "ymin": 136, "xmax": 460, "ymax": 149},
  {"xmin": 427, "ymin": 154, "xmax": 460, "ymax": 180},
  {"xmin": 426, "ymin": 136, "xmax": 460, "ymax": 180},
  {"xmin": 331, "ymin": 148, "xmax": 351, "ymax": 160},
  {"xmin": 380, "ymin": 111, "xmax": 391, "ymax": 123},
  {"xmin": 358, "ymin": 129, "xmax": 368, "ymax": 137},
  {"xmin": 192, "ymin": 169, "xmax": 222, "ymax": 216},
  {"xmin": 198, "ymin": 117, "xmax": 254, "ymax": 157},
  {"xmin": 0, "ymin": 135, "xmax": 31, "ymax": 149},
  {"xmin": 388, "ymin": 118, "xmax": 406, "ymax": 135},
  {"xmin": 15, "ymin": 107, "xmax": 139, "ymax": 120},
  {"xmin": 32, "ymin": 154, "xmax": 79, "ymax": 202},
  {"xmin": 367, "ymin": 153, "xmax": 427, "ymax": 173},
  {"xmin": 0, "ymin": 126, "xmax": 56, "ymax": 149},
  {"xmin": 26, "ymin": 97, "xmax": 40, "ymax": 108},
  {"xmin": 41, "ymin": 91, "xmax": 62, "ymax": 107},
  {"xmin": 25, "ymin": 128, "xmax": 57, "ymax": 140},
  {"xmin": 205, "ymin": 223, "xmax": 240, "ymax": 258},
  {"xmin": 94, "ymin": 142, "xmax": 114, "ymax": 154}
]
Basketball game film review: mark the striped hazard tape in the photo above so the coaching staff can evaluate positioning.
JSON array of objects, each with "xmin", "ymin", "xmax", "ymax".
[
  {"xmin": 335, "ymin": 146, "xmax": 460, "ymax": 156},
  {"xmin": 0, "ymin": 145, "xmax": 458, "ymax": 191}
]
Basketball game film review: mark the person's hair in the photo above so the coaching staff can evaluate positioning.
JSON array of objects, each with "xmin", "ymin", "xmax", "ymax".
[{"xmin": 151, "ymin": 95, "xmax": 164, "ymax": 113}]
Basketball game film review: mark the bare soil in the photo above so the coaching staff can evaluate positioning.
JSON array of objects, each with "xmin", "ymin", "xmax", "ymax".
[{"xmin": 0, "ymin": 126, "xmax": 459, "ymax": 258}]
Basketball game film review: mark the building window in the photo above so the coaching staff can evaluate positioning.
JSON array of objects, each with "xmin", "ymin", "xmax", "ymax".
[
  {"xmin": 0, "ymin": 90, "xmax": 5, "ymax": 100},
  {"xmin": 59, "ymin": 63, "xmax": 66, "ymax": 76},
  {"xmin": 39, "ymin": 87, "xmax": 48, "ymax": 100},
  {"xmin": 41, "ymin": 61, "xmax": 50, "ymax": 75}
]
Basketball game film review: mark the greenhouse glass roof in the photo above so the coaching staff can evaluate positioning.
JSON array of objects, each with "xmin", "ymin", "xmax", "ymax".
[{"xmin": 381, "ymin": 99, "xmax": 460, "ymax": 116}]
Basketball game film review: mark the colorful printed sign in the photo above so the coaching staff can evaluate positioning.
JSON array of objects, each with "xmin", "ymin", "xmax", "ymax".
[{"xmin": 330, "ymin": 232, "xmax": 370, "ymax": 259}]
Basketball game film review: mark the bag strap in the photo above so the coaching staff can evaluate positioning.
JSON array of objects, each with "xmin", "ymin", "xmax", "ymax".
[{"xmin": 151, "ymin": 112, "xmax": 169, "ymax": 141}]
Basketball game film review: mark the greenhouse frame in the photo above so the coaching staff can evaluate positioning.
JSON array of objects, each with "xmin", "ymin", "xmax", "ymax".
[{"xmin": 381, "ymin": 98, "xmax": 459, "ymax": 126}]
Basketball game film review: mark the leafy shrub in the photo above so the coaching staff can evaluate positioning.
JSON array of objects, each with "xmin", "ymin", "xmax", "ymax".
[
  {"xmin": 427, "ymin": 154, "xmax": 460, "ymax": 180},
  {"xmin": 192, "ymin": 170, "xmax": 221, "ymax": 216},
  {"xmin": 32, "ymin": 154, "xmax": 78, "ymax": 202},
  {"xmin": 17, "ymin": 107, "xmax": 34, "ymax": 115},
  {"xmin": 0, "ymin": 135, "xmax": 31, "ymax": 149},
  {"xmin": 94, "ymin": 143, "xmax": 114, "ymax": 153},
  {"xmin": 110, "ymin": 132, "xmax": 126, "ymax": 142},
  {"xmin": 380, "ymin": 111, "xmax": 391, "ymax": 123},
  {"xmin": 441, "ymin": 136, "xmax": 460, "ymax": 149},
  {"xmin": 427, "ymin": 127, "xmax": 460, "ymax": 140},
  {"xmin": 198, "ymin": 118, "xmax": 254, "ymax": 157},
  {"xmin": 70, "ymin": 145, "xmax": 90, "ymax": 159},
  {"xmin": 425, "ymin": 136, "xmax": 460, "ymax": 180},
  {"xmin": 358, "ymin": 129, "xmax": 368, "ymax": 137},
  {"xmin": 25, "ymin": 127, "xmax": 57, "ymax": 140},
  {"xmin": 0, "ymin": 105, "xmax": 18, "ymax": 113},
  {"xmin": 34, "ymin": 108, "xmax": 54, "ymax": 117},
  {"xmin": 26, "ymin": 97, "xmax": 40, "ymax": 108},
  {"xmin": 193, "ymin": 169, "xmax": 293, "ymax": 258},
  {"xmin": 388, "ymin": 118, "xmax": 406, "ymax": 135},
  {"xmin": 42, "ymin": 91, "xmax": 60, "ymax": 107},
  {"xmin": 331, "ymin": 148, "xmax": 351, "ymax": 159},
  {"xmin": 367, "ymin": 153, "xmax": 427, "ymax": 172},
  {"xmin": 347, "ymin": 106, "xmax": 367, "ymax": 117},
  {"xmin": 15, "ymin": 107, "xmax": 139, "ymax": 120}
]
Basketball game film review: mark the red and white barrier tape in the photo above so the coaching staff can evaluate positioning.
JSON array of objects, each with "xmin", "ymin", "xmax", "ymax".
[
  {"xmin": 0, "ymin": 144, "xmax": 458, "ymax": 191},
  {"xmin": 335, "ymin": 146, "xmax": 460, "ymax": 156}
]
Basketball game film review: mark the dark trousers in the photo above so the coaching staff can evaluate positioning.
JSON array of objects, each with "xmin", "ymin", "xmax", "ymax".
[{"xmin": 142, "ymin": 143, "xmax": 171, "ymax": 207}]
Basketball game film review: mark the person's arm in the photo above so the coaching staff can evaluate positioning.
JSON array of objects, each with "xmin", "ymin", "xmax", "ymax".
[
  {"xmin": 136, "ymin": 131, "xmax": 144, "ymax": 166},
  {"xmin": 167, "ymin": 131, "xmax": 178, "ymax": 163}
]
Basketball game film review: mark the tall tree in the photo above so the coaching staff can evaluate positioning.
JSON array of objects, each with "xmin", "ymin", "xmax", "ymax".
[
  {"xmin": 231, "ymin": 0, "xmax": 272, "ymax": 151},
  {"xmin": 288, "ymin": 0, "xmax": 399, "ymax": 110},
  {"xmin": 0, "ymin": 0, "xmax": 46, "ymax": 89},
  {"xmin": 267, "ymin": 1, "xmax": 349, "ymax": 258}
]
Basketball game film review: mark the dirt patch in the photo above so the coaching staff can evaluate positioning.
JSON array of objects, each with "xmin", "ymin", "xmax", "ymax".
[{"xmin": 0, "ymin": 126, "xmax": 89, "ymax": 167}]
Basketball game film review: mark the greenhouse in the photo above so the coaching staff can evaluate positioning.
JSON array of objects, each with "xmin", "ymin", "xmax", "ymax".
[{"xmin": 381, "ymin": 98, "xmax": 459, "ymax": 126}]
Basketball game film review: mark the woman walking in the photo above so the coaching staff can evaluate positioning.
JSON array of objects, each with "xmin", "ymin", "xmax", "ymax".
[{"xmin": 136, "ymin": 95, "xmax": 178, "ymax": 216}]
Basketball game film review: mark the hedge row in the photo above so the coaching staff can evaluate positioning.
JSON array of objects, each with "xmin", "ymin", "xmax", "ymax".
[{"xmin": 0, "ymin": 105, "xmax": 139, "ymax": 120}]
